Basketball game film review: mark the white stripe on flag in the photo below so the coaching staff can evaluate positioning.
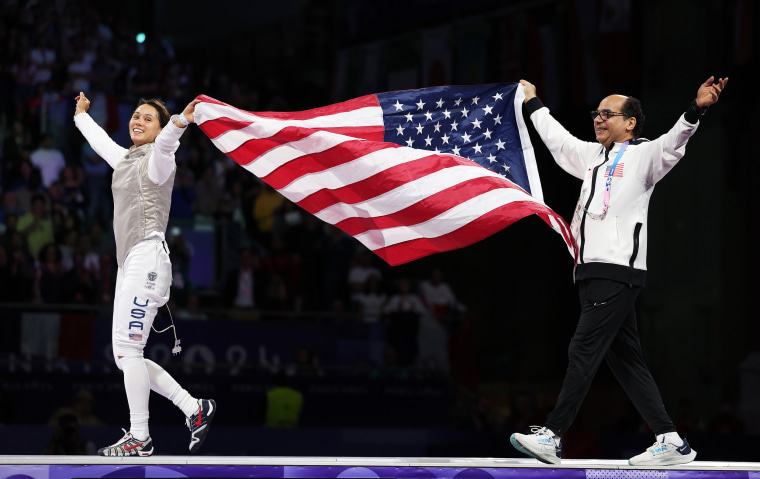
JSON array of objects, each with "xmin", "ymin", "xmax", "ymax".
[
  {"xmin": 197, "ymin": 102, "xmax": 384, "ymax": 129},
  {"xmin": 247, "ymin": 130, "xmax": 358, "ymax": 178},
  {"xmin": 514, "ymin": 85, "xmax": 543, "ymax": 203},
  {"xmin": 277, "ymin": 146, "xmax": 432, "ymax": 202},
  {"xmin": 314, "ymin": 164, "xmax": 510, "ymax": 224},
  {"xmin": 354, "ymin": 188, "xmax": 535, "ymax": 250}
]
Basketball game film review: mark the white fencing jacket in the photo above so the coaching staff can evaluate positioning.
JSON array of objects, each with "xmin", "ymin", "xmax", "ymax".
[
  {"xmin": 525, "ymin": 98, "xmax": 701, "ymax": 286},
  {"xmin": 75, "ymin": 113, "xmax": 184, "ymax": 267}
]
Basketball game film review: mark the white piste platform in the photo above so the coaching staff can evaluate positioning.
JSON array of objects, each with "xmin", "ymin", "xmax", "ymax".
[{"xmin": 1, "ymin": 456, "xmax": 760, "ymax": 479}]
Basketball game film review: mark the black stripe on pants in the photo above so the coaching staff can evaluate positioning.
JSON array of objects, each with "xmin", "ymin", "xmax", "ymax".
[{"xmin": 545, "ymin": 278, "xmax": 675, "ymax": 437}]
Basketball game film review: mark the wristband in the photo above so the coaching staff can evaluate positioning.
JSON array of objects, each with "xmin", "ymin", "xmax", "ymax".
[
  {"xmin": 690, "ymin": 99, "xmax": 708, "ymax": 116},
  {"xmin": 179, "ymin": 112, "xmax": 190, "ymax": 126}
]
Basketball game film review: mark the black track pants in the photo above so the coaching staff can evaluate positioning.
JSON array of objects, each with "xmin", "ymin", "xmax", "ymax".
[{"xmin": 545, "ymin": 278, "xmax": 675, "ymax": 437}]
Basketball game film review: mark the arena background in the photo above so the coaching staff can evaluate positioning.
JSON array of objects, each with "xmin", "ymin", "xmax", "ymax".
[{"xmin": 0, "ymin": 0, "xmax": 756, "ymax": 460}]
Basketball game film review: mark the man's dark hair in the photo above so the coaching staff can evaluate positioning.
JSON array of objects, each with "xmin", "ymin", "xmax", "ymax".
[
  {"xmin": 136, "ymin": 98, "xmax": 171, "ymax": 128},
  {"xmin": 621, "ymin": 97, "xmax": 645, "ymax": 138}
]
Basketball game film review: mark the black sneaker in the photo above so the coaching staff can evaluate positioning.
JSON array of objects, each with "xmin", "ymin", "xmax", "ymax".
[{"xmin": 185, "ymin": 398, "xmax": 216, "ymax": 453}]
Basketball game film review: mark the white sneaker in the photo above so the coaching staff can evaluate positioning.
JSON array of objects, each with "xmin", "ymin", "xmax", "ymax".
[
  {"xmin": 628, "ymin": 437, "xmax": 697, "ymax": 466},
  {"xmin": 510, "ymin": 426, "xmax": 562, "ymax": 464}
]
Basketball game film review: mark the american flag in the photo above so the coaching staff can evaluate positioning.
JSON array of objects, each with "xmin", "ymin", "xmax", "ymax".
[
  {"xmin": 605, "ymin": 163, "xmax": 625, "ymax": 178},
  {"xmin": 129, "ymin": 333, "xmax": 142, "ymax": 341},
  {"xmin": 194, "ymin": 83, "xmax": 576, "ymax": 266}
]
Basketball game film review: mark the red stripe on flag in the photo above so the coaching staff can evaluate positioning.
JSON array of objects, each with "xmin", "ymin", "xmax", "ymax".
[
  {"xmin": 318, "ymin": 126, "xmax": 384, "ymax": 141},
  {"xmin": 251, "ymin": 94, "xmax": 380, "ymax": 120},
  {"xmin": 199, "ymin": 116, "xmax": 253, "ymax": 141},
  {"xmin": 374, "ymin": 200, "xmax": 557, "ymax": 266},
  {"xmin": 335, "ymin": 176, "xmax": 514, "ymax": 236},
  {"xmin": 196, "ymin": 94, "xmax": 380, "ymax": 122},
  {"xmin": 261, "ymin": 140, "xmax": 394, "ymax": 190},
  {"xmin": 291, "ymin": 152, "xmax": 465, "ymax": 214}
]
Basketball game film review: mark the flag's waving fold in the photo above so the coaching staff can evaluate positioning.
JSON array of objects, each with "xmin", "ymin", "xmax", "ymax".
[{"xmin": 194, "ymin": 83, "xmax": 576, "ymax": 266}]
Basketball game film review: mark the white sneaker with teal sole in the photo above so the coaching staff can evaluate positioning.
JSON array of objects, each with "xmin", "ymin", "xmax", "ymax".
[
  {"xmin": 628, "ymin": 436, "xmax": 697, "ymax": 466},
  {"xmin": 510, "ymin": 426, "xmax": 562, "ymax": 464}
]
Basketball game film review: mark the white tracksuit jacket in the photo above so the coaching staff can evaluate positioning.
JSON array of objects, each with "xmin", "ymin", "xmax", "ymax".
[{"xmin": 525, "ymin": 97, "xmax": 702, "ymax": 286}]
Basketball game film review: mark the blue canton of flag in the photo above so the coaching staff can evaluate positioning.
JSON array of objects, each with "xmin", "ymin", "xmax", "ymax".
[{"xmin": 377, "ymin": 83, "xmax": 539, "ymax": 198}]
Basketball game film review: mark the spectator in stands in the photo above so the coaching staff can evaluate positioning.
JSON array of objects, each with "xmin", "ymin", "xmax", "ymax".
[
  {"xmin": 263, "ymin": 236, "xmax": 300, "ymax": 310},
  {"xmin": 2, "ymin": 120, "xmax": 33, "ymax": 191},
  {"xmin": 36, "ymin": 242, "xmax": 64, "ymax": 303},
  {"xmin": 77, "ymin": 232, "xmax": 101, "ymax": 278},
  {"xmin": 224, "ymin": 246, "xmax": 265, "ymax": 310},
  {"xmin": 48, "ymin": 389, "xmax": 103, "ymax": 428},
  {"xmin": 420, "ymin": 268, "xmax": 466, "ymax": 323},
  {"xmin": 0, "ymin": 192, "xmax": 23, "ymax": 231},
  {"xmin": 351, "ymin": 274, "xmax": 387, "ymax": 324},
  {"xmin": 0, "ymin": 191, "xmax": 24, "ymax": 239},
  {"xmin": 194, "ymin": 164, "xmax": 222, "ymax": 219},
  {"xmin": 347, "ymin": 249, "xmax": 383, "ymax": 297},
  {"xmin": 167, "ymin": 226, "xmax": 193, "ymax": 305},
  {"xmin": 10, "ymin": 51, "xmax": 37, "ymax": 112},
  {"xmin": 128, "ymin": 60, "xmax": 160, "ymax": 100},
  {"xmin": 294, "ymin": 213, "xmax": 325, "ymax": 310},
  {"xmin": 383, "ymin": 277, "xmax": 426, "ymax": 366},
  {"xmin": 43, "ymin": 412, "xmax": 96, "ymax": 455},
  {"xmin": 176, "ymin": 292, "xmax": 208, "ymax": 320},
  {"xmin": 61, "ymin": 250, "xmax": 98, "ymax": 304},
  {"xmin": 0, "ymin": 214, "xmax": 19, "ymax": 253},
  {"xmin": 29, "ymin": 133, "xmax": 66, "ymax": 189},
  {"xmin": 264, "ymin": 371, "xmax": 304, "ymax": 428},
  {"xmin": 29, "ymin": 36, "xmax": 56, "ymax": 87},
  {"xmin": 80, "ymin": 141, "xmax": 113, "ymax": 228},
  {"xmin": 169, "ymin": 162, "xmax": 196, "ymax": 221},
  {"xmin": 370, "ymin": 345, "xmax": 409, "ymax": 379},
  {"xmin": 59, "ymin": 165, "xmax": 87, "ymax": 225},
  {"xmin": 286, "ymin": 347, "xmax": 324, "ymax": 378},
  {"xmin": 12, "ymin": 160, "xmax": 45, "ymax": 214},
  {"xmin": 96, "ymin": 252, "xmax": 117, "ymax": 303},
  {"xmin": 58, "ymin": 229, "xmax": 79, "ymax": 271},
  {"xmin": 0, "ymin": 245, "xmax": 12, "ymax": 303},
  {"xmin": 321, "ymin": 225, "xmax": 354, "ymax": 309},
  {"xmin": 7, "ymin": 232, "xmax": 36, "ymax": 303},
  {"xmin": 253, "ymin": 182, "xmax": 284, "ymax": 247},
  {"xmin": 18, "ymin": 193, "xmax": 54, "ymax": 260}
]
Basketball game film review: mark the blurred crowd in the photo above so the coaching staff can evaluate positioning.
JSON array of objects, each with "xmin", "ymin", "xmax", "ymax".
[{"xmin": 0, "ymin": 0, "xmax": 469, "ymax": 326}]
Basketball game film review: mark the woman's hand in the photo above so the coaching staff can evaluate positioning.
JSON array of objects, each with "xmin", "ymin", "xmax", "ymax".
[
  {"xmin": 174, "ymin": 99, "xmax": 202, "ymax": 128},
  {"xmin": 74, "ymin": 91, "xmax": 90, "ymax": 115}
]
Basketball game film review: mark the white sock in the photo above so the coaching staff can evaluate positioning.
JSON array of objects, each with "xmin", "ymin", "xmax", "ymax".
[
  {"xmin": 145, "ymin": 359, "xmax": 199, "ymax": 417},
  {"xmin": 658, "ymin": 432, "xmax": 684, "ymax": 446},
  {"xmin": 120, "ymin": 356, "xmax": 150, "ymax": 441}
]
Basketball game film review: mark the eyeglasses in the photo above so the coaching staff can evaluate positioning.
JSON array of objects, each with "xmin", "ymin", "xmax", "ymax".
[{"xmin": 590, "ymin": 110, "xmax": 627, "ymax": 121}]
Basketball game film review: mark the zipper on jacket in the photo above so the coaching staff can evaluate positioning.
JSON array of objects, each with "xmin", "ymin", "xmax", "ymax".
[
  {"xmin": 579, "ymin": 146, "xmax": 612, "ymax": 264},
  {"xmin": 629, "ymin": 222, "xmax": 643, "ymax": 268}
]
